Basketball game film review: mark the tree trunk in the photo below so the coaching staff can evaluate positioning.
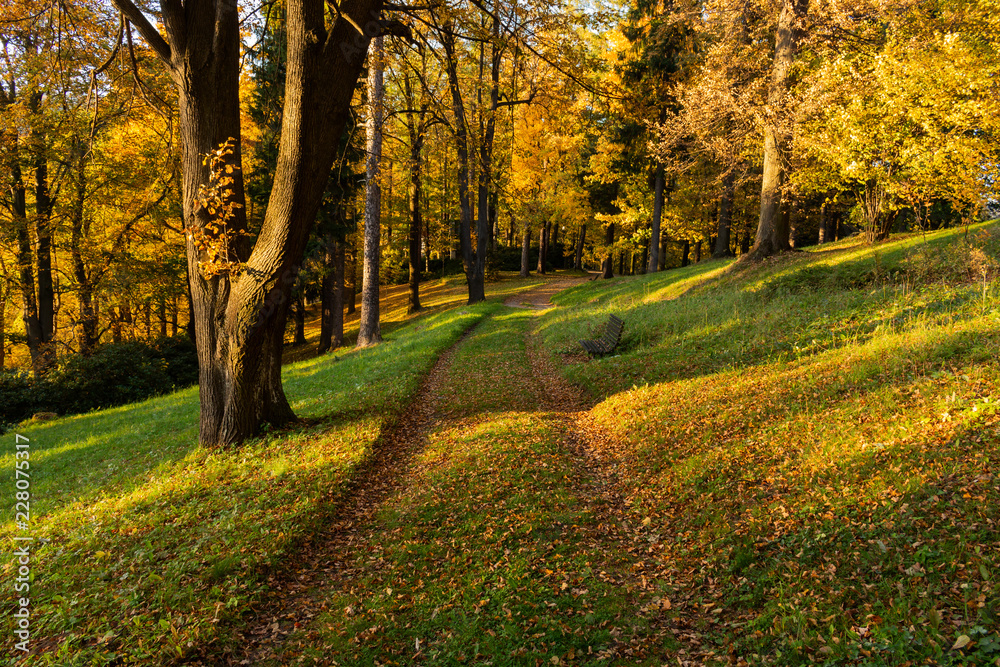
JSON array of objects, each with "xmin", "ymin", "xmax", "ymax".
[
  {"xmin": 818, "ymin": 201, "xmax": 827, "ymax": 244},
  {"xmin": 682, "ymin": 240, "xmax": 690, "ymax": 267},
  {"xmin": 713, "ymin": 171, "xmax": 735, "ymax": 258},
  {"xmin": 357, "ymin": 35, "xmax": 385, "ymax": 348},
  {"xmin": 520, "ymin": 222, "xmax": 531, "ymax": 277},
  {"xmin": 659, "ymin": 230, "xmax": 668, "ymax": 271},
  {"xmin": 648, "ymin": 165, "xmax": 665, "ymax": 272},
  {"xmin": 293, "ymin": 289, "xmax": 307, "ymax": 345},
  {"xmin": 602, "ymin": 223, "xmax": 615, "ymax": 278},
  {"xmin": 440, "ymin": 23, "xmax": 480, "ymax": 303},
  {"xmin": 403, "ymin": 72, "xmax": 425, "ymax": 314},
  {"xmin": 68, "ymin": 149, "xmax": 100, "ymax": 355},
  {"xmin": 694, "ymin": 240, "xmax": 702, "ymax": 263},
  {"xmin": 113, "ymin": 0, "xmax": 384, "ymax": 445},
  {"xmin": 346, "ymin": 241, "xmax": 357, "ymax": 314},
  {"xmin": 537, "ymin": 221, "xmax": 549, "ymax": 274},
  {"xmin": 575, "ymin": 223, "xmax": 586, "ymax": 270},
  {"xmin": 171, "ymin": 295, "xmax": 178, "ymax": 335},
  {"xmin": 745, "ymin": 0, "xmax": 809, "ymax": 261},
  {"xmin": 318, "ymin": 236, "xmax": 346, "ymax": 354}
]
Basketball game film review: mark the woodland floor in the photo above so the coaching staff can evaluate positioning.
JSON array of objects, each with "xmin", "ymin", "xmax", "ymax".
[{"xmin": 200, "ymin": 277, "xmax": 708, "ymax": 665}]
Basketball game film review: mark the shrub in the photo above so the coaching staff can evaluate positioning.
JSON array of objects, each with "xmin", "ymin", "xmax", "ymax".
[
  {"xmin": 0, "ymin": 371, "xmax": 44, "ymax": 429},
  {"xmin": 149, "ymin": 335, "xmax": 199, "ymax": 387},
  {"xmin": 51, "ymin": 342, "xmax": 174, "ymax": 414}
]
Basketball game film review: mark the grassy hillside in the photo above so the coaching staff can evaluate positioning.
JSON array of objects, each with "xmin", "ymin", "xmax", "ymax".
[
  {"xmin": 0, "ymin": 275, "xmax": 542, "ymax": 666},
  {"xmin": 538, "ymin": 223, "xmax": 1000, "ymax": 664}
]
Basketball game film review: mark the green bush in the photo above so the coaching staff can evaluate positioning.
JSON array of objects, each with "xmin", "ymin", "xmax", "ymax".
[
  {"xmin": 149, "ymin": 335, "xmax": 199, "ymax": 387},
  {"xmin": 0, "ymin": 336, "xmax": 199, "ymax": 427},
  {"xmin": 52, "ymin": 342, "xmax": 174, "ymax": 414},
  {"xmin": 0, "ymin": 371, "xmax": 45, "ymax": 429}
]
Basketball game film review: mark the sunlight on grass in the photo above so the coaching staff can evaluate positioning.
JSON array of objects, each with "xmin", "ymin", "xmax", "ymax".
[
  {"xmin": 0, "ymin": 301, "xmax": 500, "ymax": 665},
  {"xmin": 539, "ymin": 223, "xmax": 1000, "ymax": 664}
]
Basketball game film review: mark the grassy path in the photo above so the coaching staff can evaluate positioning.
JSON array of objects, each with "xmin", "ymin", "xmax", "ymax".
[{"xmin": 227, "ymin": 289, "xmax": 674, "ymax": 666}]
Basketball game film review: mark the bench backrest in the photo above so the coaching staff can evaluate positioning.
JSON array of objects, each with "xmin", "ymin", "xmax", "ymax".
[{"xmin": 603, "ymin": 315, "xmax": 624, "ymax": 345}]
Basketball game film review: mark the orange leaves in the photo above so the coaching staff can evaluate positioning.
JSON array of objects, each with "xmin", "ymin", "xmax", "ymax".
[{"xmin": 189, "ymin": 138, "xmax": 248, "ymax": 278}]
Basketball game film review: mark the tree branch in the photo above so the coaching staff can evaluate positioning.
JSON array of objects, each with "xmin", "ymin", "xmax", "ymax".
[{"xmin": 109, "ymin": 0, "xmax": 171, "ymax": 64}]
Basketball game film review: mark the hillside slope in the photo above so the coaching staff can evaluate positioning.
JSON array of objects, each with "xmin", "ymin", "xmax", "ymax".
[{"xmin": 538, "ymin": 224, "xmax": 1000, "ymax": 664}]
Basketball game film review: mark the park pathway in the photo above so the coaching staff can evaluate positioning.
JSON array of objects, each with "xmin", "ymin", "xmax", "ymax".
[{"xmin": 208, "ymin": 279, "xmax": 690, "ymax": 666}]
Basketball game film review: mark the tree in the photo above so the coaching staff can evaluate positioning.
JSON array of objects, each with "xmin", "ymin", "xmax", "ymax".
[
  {"xmin": 113, "ymin": 0, "xmax": 385, "ymax": 445},
  {"xmin": 358, "ymin": 34, "xmax": 386, "ymax": 348},
  {"xmin": 745, "ymin": 0, "xmax": 809, "ymax": 260}
]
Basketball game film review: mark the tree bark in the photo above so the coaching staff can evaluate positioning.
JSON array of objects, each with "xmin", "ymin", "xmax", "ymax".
[
  {"xmin": 346, "ymin": 244, "xmax": 357, "ymax": 314},
  {"xmin": 358, "ymin": 35, "xmax": 385, "ymax": 348},
  {"xmin": 68, "ymin": 148, "xmax": 100, "ymax": 355},
  {"xmin": 113, "ymin": 0, "xmax": 384, "ymax": 445},
  {"xmin": 440, "ymin": 22, "xmax": 481, "ymax": 303},
  {"xmin": 648, "ymin": 165, "xmax": 665, "ymax": 272},
  {"xmin": 520, "ymin": 222, "xmax": 531, "ymax": 277},
  {"xmin": 713, "ymin": 171, "xmax": 736, "ymax": 258},
  {"xmin": 682, "ymin": 240, "xmax": 690, "ymax": 267},
  {"xmin": 602, "ymin": 223, "xmax": 615, "ymax": 278},
  {"xmin": 745, "ymin": 0, "xmax": 809, "ymax": 261},
  {"xmin": 403, "ymin": 72, "xmax": 425, "ymax": 314},
  {"xmin": 318, "ymin": 236, "xmax": 345, "ymax": 353},
  {"xmin": 537, "ymin": 221, "xmax": 549, "ymax": 274},
  {"xmin": 293, "ymin": 289, "xmax": 307, "ymax": 345},
  {"xmin": 575, "ymin": 224, "xmax": 586, "ymax": 270}
]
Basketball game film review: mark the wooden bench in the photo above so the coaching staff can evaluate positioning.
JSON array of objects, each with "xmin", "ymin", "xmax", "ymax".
[{"xmin": 580, "ymin": 315, "xmax": 624, "ymax": 357}]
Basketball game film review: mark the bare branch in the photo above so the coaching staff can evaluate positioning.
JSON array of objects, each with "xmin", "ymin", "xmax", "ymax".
[{"xmin": 109, "ymin": 0, "xmax": 171, "ymax": 65}]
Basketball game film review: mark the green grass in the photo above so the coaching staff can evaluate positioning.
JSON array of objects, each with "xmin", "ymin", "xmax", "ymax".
[
  {"xmin": 0, "ymin": 301, "xmax": 509, "ymax": 665},
  {"xmin": 262, "ymin": 308, "xmax": 655, "ymax": 666},
  {"xmin": 537, "ymin": 222, "xmax": 1000, "ymax": 664}
]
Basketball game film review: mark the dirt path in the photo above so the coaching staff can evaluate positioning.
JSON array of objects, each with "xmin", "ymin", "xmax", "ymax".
[
  {"xmin": 504, "ymin": 276, "xmax": 588, "ymax": 309},
  {"xmin": 206, "ymin": 324, "xmax": 481, "ymax": 666},
  {"xmin": 208, "ymin": 279, "xmax": 668, "ymax": 665}
]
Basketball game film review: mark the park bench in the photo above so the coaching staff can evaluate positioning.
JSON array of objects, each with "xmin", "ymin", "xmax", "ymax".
[{"xmin": 579, "ymin": 314, "xmax": 624, "ymax": 357}]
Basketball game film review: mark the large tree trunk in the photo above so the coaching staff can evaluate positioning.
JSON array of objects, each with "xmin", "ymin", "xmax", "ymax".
[
  {"xmin": 357, "ymin": 35, "xmax": 384, "ymax": 348},
  {"xmin": 648, "ymin": 165, "xmax": 665, "ymax": 272},
  {"xmin": 113, "ymin": 0, "xmax": 383, "ymax": 445},
  {"xmin": 713, "ymin": 171, "xmax": 736, "ymax": 258},
  {"xmin": 745, "ymin": 0, "xmax": 809, "ymax": 261}
]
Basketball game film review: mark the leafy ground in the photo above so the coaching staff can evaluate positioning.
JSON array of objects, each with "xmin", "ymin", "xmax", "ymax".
[
  {"xmin": 6, "ymin": 226, "xmax": 1000, "ymax": 666},
  {"xmin": 0, "ymin": 274, "xmax": 544, "ymax": 665}
]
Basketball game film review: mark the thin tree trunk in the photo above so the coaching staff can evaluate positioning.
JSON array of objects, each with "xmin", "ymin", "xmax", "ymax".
[
  {"xmin": 682, "ymin": 240, "xmax": 690, "ymax": 267},
  {"xmin": 293, "ymin": 289, "xmax": 307, "ymax": 345},
  {"xmin": 648, "ymin": 165, "xmax": 665, "ymax": 272},
  {"xmin": 520, "ymin": 222, "xmax": 531, "ymax": 277},
  {"xmin": 171, "ymin": 295, "xmax": 178, "ymax": 335},
  {"xmin": 357, "ymin": 35, "xmax": 384, "ymax": 348},
  {"xmin": 575, "ymin": 224, "xmax": 586, "ymax": 270},
  {"xmin": 713, "ymin": 171, "xmax": 735, "ymax": 258},
  {"xmin": 602, "ymin": 223, "xmax": 614, "ymax": 278},
  {"xmin": 441, "ymin": 23, "xmax": 479, "ymax": 303},
  {"xmin": 403, "ymin": 72, "xmax": 425, "ymax": 314},
  {"xmin": 346, "ymin": 243, "xmax": 357, "ymax": 314},
  {"xmin": 818, "ymin": 201, "xmax": 827, "ymax": 244}
]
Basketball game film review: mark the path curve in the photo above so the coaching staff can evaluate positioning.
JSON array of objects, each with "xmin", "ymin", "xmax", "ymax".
[{"xmin": 503, "ymin": 276, "xmax": 587, "ymax": 309}]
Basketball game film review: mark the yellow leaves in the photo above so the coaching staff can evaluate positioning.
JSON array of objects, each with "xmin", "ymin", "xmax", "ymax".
[{"xmin": 190, "ymin": 138, "xmax": 247, "ymax": 278}]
